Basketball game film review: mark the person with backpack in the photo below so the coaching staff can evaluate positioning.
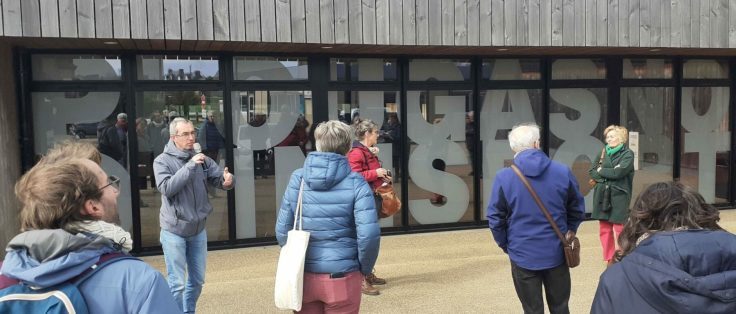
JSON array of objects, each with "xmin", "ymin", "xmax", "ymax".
[{"xmin": 0, "ymin": 158, "xmax": 181, "ymax": 313}]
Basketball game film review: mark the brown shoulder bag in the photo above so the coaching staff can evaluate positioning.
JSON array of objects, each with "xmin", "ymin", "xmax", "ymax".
[
  {"xmin": 510, "ymin": 164, "xmax": 581, "ymax": 268},
  {"xmin": 375, "ymin": 181, "xmax": 401, "ymax": 218},
  {"xmin": 588, "ymin": 149, "xmax": 606, "ymax": 188}
]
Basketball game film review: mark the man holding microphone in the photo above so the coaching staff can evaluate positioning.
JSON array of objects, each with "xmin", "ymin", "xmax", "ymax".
[{"xmin": 154, "ymin": 117, "xmax": 235, "ymax": 313}]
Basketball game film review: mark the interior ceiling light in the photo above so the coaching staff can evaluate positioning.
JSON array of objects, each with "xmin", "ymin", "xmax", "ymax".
[
  {"xmin": 321, "ymin": 46, "xmax": 333, "ymax": 49},
  {"xmin": 497, "ymin": 48, "xmax": 509, "ymax": 51},
  {"xmin": 650, "ymin": 48, "xmax": 661, "ymax": 52},
  {"xmin": 103, "ymin": 41, "xmax": 118, "ymax": 45}
]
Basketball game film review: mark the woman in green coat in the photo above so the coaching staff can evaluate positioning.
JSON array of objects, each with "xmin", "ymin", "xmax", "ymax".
[{"xmin": 589, "ymin": 125, "xmax": 635, "ymax": 266}]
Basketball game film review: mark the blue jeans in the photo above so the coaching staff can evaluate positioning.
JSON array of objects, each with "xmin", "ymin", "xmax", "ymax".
[{"xmin": 160, "ymin": 229, "xmax": 208, "ymax": 313}]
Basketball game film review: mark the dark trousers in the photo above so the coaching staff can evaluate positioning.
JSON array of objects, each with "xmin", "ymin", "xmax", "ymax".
[{"xmin": 510, "ymin": 261, "xmax": 571, "ymax": 314}]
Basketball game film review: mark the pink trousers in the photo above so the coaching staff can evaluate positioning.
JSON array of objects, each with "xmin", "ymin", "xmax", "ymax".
[
  {"xmin": 297, "ymin": 271, "xmax": 362, "ymax": 314},
  {"xmin": 599, "ymin": 221, "xmax": 624, "ymax": 262}
]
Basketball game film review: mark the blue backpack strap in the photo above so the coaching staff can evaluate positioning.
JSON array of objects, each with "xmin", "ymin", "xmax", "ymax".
[{"xmin": 72, "ymin": 252, "xmax": 140, "ymax": 286}]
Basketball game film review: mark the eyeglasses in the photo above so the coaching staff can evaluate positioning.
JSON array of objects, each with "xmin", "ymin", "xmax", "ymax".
[
  {"xmin": 175, "ymin": 131, "xmax": 198, "ymax": 138},
  {"xmin": 99, "ymin": 175, "xmax": 120, "ymax": 191}
]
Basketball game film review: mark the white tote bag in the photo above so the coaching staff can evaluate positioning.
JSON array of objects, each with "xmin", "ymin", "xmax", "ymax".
[{"xmin": 274, "ymin": 180, "xmax": 310, "ymax": 311}]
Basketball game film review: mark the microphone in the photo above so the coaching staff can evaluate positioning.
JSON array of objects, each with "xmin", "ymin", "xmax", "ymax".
[{"xmin": 193, "ymin": 143, "xmax": 206, "ymax": 170}]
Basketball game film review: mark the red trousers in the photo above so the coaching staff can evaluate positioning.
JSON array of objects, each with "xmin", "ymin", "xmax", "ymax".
[
  {"xmin": 297, "ymin": 271, "xmax": 362, "ymax": 314},
  {"xmin": 599, "ymin": 221, "xmax": 624, "ymax": 262}
]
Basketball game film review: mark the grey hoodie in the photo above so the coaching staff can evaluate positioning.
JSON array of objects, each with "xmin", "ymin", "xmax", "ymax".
[{"xmin": 153, "ymin": 140, "xmax": 234, "ymax": 237}]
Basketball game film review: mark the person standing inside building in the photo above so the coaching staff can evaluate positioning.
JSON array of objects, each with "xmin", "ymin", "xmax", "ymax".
[
  {"xmin": 276, "ymin": 120, "xmax": 380, "ymax": 313},
  {"xmin": 98, "ymin": 112, "xmax": 128, "ymax": 166},
  {"xmin": 487, "ymin": 123, "xmax": 585, "ymax": 314},
  {"xmin": 153, "ymin": 118, "xmax": 235, "ymax": 313},
  {"xmin": 589, "ymin": 125, "xmax": 635, "ymax": 267},
  {"xmin": 1, "ymin": 158, "xmax": 181, "ymax": 313},
  {"xmin": 197, "ymin": 110, "xmax": 225, "ymax": 162},
  {"xmin": 347, "ymin": 119, "xmax": 390, "ymax": 296},
  {"xmin": 591, "ymin": 181, "xmax": 736, "ymax": 313}
]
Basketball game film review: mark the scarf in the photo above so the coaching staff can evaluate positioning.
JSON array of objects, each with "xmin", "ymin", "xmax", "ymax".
[
  {"xmin": 66, "ymin": 220, "xmax": 134, "ymax": 252},
  {"xmin": 605, "ymin": 143, "xmax": 624, "ymax": 156}
]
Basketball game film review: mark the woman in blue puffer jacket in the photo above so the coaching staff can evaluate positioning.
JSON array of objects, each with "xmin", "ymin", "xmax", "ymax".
[{"xmin": 276, "ymin": 120, "xmax": 381, "ymax": 314}]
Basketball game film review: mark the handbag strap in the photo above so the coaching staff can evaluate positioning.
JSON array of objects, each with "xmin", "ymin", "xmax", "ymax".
[
  {"xmin": 292, "ymin": 180, "xmax": 305, "ymax": 231},
  {"xmin": 509, "ymin": 164, "xmax": 569, "ymax": 246}
]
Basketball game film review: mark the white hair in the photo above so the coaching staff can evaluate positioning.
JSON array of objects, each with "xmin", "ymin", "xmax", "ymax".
[
  {"xmin": 508, "ymin": 123, "xmax": 540, "ymax": 153},
  {"xmin": 169, "ymin": 117, "xmax": 192, "ymax": 136}
]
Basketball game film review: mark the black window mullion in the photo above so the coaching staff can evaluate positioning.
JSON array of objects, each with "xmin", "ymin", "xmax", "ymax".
[
  {"xmin": 221, "ymin": 54, "xmax": 237, "ymax": 241},
  {"xmin": 608, "ymin": 57, "xmax": 622, "ymax": 126},
  {"xmin": 399, "ymin": 56, "xmax": 409, "ymax": 231},
  {"xmin": 29, "ymin": 81, "xmax": 126, "ymax": 92},
  {"xmin": 673, "ymin": 58, "xmax": 683, "ymax": 180},
  {"xmin": 730, "ymin": 59, "xmax": 736, "ymax": 206},
  {"xmin": 471, "ymin": 57, "xmax": 481, "ymax": 223},
  {"xmin": 541, "ymin": 58, "xmax": 551, "ymax": 154},
  {"xmin": 123, "ymin": 53, "xmax": 144, "ymax": 254}
]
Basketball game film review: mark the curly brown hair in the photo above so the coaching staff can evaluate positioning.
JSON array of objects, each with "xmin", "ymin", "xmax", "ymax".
[
  {"xmin": 617, "ymin": 181, "xmax": 722, "ymax": 259},
  {"xmin": 15, "ymin": 159, "xmax": 103, "ymax": 232}
]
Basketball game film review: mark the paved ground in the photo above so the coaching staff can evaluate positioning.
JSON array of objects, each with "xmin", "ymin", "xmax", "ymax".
[{"xmin": 141, "ymin": 209, "xmax": 736, "ymax": 314}]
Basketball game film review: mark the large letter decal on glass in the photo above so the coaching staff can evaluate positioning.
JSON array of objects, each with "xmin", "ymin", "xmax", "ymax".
[
  {"xmin": 549, "ymin": 89, "xmax": 604, "ymax": 212},
  {"xmin": 407, "ymin": 92, "xmax": 469, "ymax": 224},
  {"xmin": 681, "ymin": 87, "xmax": 730, "ymax": 202}
]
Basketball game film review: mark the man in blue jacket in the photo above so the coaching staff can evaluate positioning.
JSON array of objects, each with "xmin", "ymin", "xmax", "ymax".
[
  {"xmin": 487, "ymin": 123, "xmax": 585, "ymax": 314},
  {"xmin": 1, "ymin": 158, "xmax": 181, "ymax": 313},
  {"xmin": 154, "ymin": 118, "xmax": 234, "ymax": 313}
]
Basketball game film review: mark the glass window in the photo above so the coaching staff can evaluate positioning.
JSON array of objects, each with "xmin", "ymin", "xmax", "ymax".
[
  {"xmin": 330, "ymin": 58, "xmax": 397, "ymax": 81},
  {"xmin": 231, "ymin": 90, "xmax": 312, "ymax": 239},
  {"xmin": 406, "ymin": 90, "xmax": 473, "ymax": 225},
  {"xmin": 31, "ymin": 54, "xmax": 121, "ymax": 80},
  {"xmin": 681, "ymin": 86, "xmax": 730, "ymax": 203},
  {"xmin": 409, "ymin": 59, "xmax": 472, "ymax": 81},
  {"xmin": 548, "ymin": 88, "xmax": 608, "ymax": 212},
  {"xmin": 479, "ymin": 88, "xmax": 543, "ymax": 209},
  {"xmin": 551, "ymin": 59, "xmax": 606, "ymax": 80},
  {"xmin": 683, "ymin": 59, "xmax": 729, "ymax": 79},
  {"xmin": 622, "ymin": 59, "xmax": 673, "ymax": 79},
  {"xmin": 233, "ymin": 57, "xmax": 308, "ymax": 80},
  {"xmin": 136, "ymin": 55, "xmax": 219, "ymax": 80},
  {"xmin": 136, "ymin": 91, "xmax": 226, "ymax": 246},
  {"xmin": 328, "ymin": 90, "xmax": 403, "ymax": 227},
  {"xmin": 621, "ymin": 87, "xmax": 675, "ymax": 201},
  {"xmin": 31, "ymin": 91, "xmax": 134, "ymax": 234},
  {"xmin": 482, "ymin": 59, "xmax": 541, "ymax": 80}
]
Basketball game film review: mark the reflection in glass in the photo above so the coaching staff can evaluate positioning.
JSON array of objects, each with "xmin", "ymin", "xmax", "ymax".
[
  {"xmin": 231, "ymin": 90, "xmax": 313, "ymax": 239},
  {"xmin": 233, "ymin": 57, "xmax": 308, "ymax": 80},
  {"xmin": 328, "ymin": 91, "xmax": 403, "ymax": 227},
  {"xmin": 479, "ymin": 89, "xmax": 543, "ymax": 212},
  {"xmin": 136, "ymin": 91, "xmax": 227, "ymax": 246},
  {"xmin": 330, "ymin": 58, "xmax": 398, "ymax": 81},
  {"xmin": 622, "ymin": 59, "xmax": 673, "ymax": 79},
  {"xmin": 551, "ymin": 59, "xmax": 606, "ymax": 80},
  {"xmin": 621, "ymin": 87, "xmax": 675, "ymax": 201},
  {"xmin": 683, "ymin": 60, "xmax": 729, "ymax": 79},
  {"xmin": 409, "ymin": 59, "xmax": 472, "ymax": 81},
  {"xmin": 549, "ymin": 88, "xmax": 607, "ymax": 212},
  {"xmin": 406, "ymin": 90, "xmax": 473, "ymax": 225},
  {"xmin": 482, "ymin": 59, "xmax": 541, "ymax": 80},
  {"xmin": 31, "ymin": 54, "xmax": 121, "ymax": 80},
  {"xmin": 137, "ymin": 55, "xmax": 219, "ymax": 80},
  {"xmin": 31, "ymin": 91, "xmax": 134, "ymax": 235},
  {"xmin": 680, "ymin": 87, "xmax": 730, "ymax": 203}
]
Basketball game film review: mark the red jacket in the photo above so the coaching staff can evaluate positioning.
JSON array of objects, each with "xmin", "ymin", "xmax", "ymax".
[{"xmin": 347, "ymin": 142, "xmax": 383, "ymax": 191}]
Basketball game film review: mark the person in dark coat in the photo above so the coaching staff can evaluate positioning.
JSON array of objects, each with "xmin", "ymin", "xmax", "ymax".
[
  {"xmin": 487, "ymin": 123, "xmax": 585, "ymax": 314},
  {"xmin": 275, "ymin": 120, "xmax": 380, "ymax": 313},
  {"xmin": 588, "ymin": 125, "xmax": 635, "ymax": 266},
  {"xmin": 592, "ymin": 181, "xmax": 736, "ymax": 314}
]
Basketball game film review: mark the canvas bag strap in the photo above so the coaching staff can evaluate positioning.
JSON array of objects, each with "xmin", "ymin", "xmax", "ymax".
[
  {"xmin": 292, "ymin": 180, "xmax": 305, "ymax": 231},
  {"xmin": 509, "ymin": 164, "xmax": 568, "ymax": 246}
]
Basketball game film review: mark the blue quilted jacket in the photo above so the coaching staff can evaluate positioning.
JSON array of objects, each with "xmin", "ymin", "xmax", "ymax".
[{"xmin": 275, "ymin": 152, "xmax": 381, "ymax": 275}]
